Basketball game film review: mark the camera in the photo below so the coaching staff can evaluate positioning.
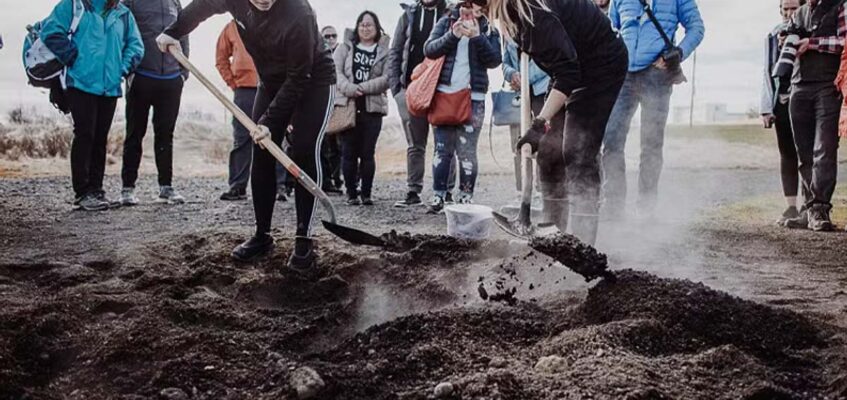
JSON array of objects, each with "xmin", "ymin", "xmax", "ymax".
[{"xmin": 772, "ymin": 22, "xmax": 809, "ymax": 79}]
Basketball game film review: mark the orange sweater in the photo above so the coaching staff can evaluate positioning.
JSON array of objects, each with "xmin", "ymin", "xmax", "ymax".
[{"xmin": 215, "ymin": 21, "xmax": 258, "ymax": 89}]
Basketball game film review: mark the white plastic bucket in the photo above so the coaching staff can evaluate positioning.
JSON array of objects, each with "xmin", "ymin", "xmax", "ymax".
[{"xmin": 444, "ymin": 204, "xmax": 493, "ymax": 240}]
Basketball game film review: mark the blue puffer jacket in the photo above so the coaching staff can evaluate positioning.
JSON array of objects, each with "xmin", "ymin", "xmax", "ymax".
[
  {"xmin": 610, "ymin": 0, "xmax": 705, "ymax": 72},
  {"xmin": 424, "ymin": 8, "xmax": 501, "ymax": 94},
  {"xmin": 41, "ymin": 0, "xmax": 144, "ymax": 97}
]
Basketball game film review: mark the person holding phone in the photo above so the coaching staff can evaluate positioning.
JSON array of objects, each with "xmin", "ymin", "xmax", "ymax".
[{"xmin": 423, "ymin": 0, "xmax": 501, "ymax": 213}]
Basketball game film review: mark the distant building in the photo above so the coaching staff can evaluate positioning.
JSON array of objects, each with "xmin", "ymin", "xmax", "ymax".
[{"xmin": 673, "ymin": 103, "xmax": 750, "ymax": 125}]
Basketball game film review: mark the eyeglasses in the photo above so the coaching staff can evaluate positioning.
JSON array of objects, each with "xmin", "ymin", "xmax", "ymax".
[{"xmin": 323, "ymin": 34, "xmax": 337, "ymax": 39}]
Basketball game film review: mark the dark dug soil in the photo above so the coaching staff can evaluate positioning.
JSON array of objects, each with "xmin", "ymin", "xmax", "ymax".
[
  {"xmin": 2, "ymin": 175, "xmax": 847, "ymax": 400},
  {"xmin": 315, "ymin": 270, "xmax": 847, "ymax": 400},
  {"xmin": 529, "ymin": 233, "xmax": 612, "ymax": 282},
  {"xmin": 3, "ymin": 228, "xmax": 844, "ymax": 400}
]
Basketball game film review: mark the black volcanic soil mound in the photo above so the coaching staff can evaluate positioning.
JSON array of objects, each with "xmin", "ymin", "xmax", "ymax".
[{"xmin": 1, "ymin": 234, "xmax": 845, "ymax": 400}]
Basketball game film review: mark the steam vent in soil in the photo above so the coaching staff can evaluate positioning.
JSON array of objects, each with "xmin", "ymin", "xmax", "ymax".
[{"xmin": 0, "ymin": 232, "xmax": 845, "ymax": 399}]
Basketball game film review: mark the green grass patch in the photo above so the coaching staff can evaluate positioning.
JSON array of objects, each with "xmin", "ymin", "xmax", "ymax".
[{"xmin": 714, "ymin": 185, "xmax": 847, "ymax": 226}]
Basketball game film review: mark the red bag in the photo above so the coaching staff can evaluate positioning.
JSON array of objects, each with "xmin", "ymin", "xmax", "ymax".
[
  {"xmin": 428, "ymin": 89, "xmax": 472, "ymax": 126},
  {"xmin": 406, "ymin": 56, "xmax": 445, "ymax": 117}
]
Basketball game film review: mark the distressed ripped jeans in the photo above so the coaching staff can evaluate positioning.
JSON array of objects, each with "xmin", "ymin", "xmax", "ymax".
[{"xmin": 432, "ymin": 100, "xmax": 485, "ymax": 198}]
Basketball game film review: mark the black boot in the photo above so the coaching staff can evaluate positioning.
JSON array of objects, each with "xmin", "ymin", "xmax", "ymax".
[
  {"xmin": 231, "ymin": 234, "xmax": 274, "ymax": 261},
  {"xmin": 285, "ymin": 237, "xmax": 319, "ymax": 281}
]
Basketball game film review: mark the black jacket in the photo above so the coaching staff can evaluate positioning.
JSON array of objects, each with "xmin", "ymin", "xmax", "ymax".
[
  {"xmin": 164, "ymin": 0, "xmax": 335, "ymax": 132},
  {"xmin": 424, "ymin": 8, "xmax": 502, "ymax": 94},
  {"xmin": 123, "ymin": 0, "xmax": 189, "ymax": 79},
  {"xmin": 512, "ymin": 0, "xmax": 627, "ymax": 95}
]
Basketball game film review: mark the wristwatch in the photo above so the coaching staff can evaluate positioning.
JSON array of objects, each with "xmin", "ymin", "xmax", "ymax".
[{"xmin": 532, "ymin": 117, "xmax": 551, "ymax": 134}]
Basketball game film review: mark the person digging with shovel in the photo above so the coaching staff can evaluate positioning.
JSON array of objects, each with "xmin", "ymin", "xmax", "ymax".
[
  {"xmin": 488, "ymin": 0, "xmax": 628, "ymax": 246},
  {"xmin": 156, "ymin": 0, "xmax": 336, "ymax": 279}
]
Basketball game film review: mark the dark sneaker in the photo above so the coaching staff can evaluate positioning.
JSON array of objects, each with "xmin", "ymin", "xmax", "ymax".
[
  {"xmin": 120, "ymin": 187, "xmax": 140, "ymax": 206},
  {"xmin": 94, "ymin": 191, "xmax": 121, "ymax": 208},
  {"xmin": 808, "ymin": 204, "xmax": 835, "ymax": 232},
  {"xmin": 776, "ymin": 206, "xmax": 799, "ymax": 226},
  {"xmin": 457, "ymin": 192, "xmax": 473, "ymax": 204},
  {"xmin": 157, "ymin": 186, "xmax": 185, "ymax": 205},
  {"xmin": 285, "ymin": 239, "xmax": 319, "ymax": 281},
  {"xmin": 77, "ymin": 193, "xmax": 109, "ymax": 211},
  {"xmin": 231, "ymin": 234, "xmax": 275, "ymax": 262},
  {"xmin": 427, "ymin": 195, "xmax": 445, "ymax": 214},
  {"xmin": 394, "ymin": 191, "xmax": 422, "ymax": 208},
  {"xmin": 277, "ymin": 192, "xmax": 288, "ymax": 202},
  {"xmin": 346, "ymin": 195, "xmax": 361, "ymax": 206},
  {"xmin": 323, "ymin": 185, "xmax": 343, "ymax": 195},
  {"xmin": 220, "ymin": 188, "xmax": 247, "ymax": 201},
  {"xmin": 784, "ymin": 208, "xmax": 809, "ymax": 230},
  {"xmin": 361, "ymin": 196, "xmax": 374, "ymax": 206},
  {"xmin": 444, "ymin": 192, "xmax": 454, "ymax": 205}
]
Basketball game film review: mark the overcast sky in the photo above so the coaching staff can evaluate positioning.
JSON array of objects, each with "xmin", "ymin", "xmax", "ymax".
[{"xmin": 1, "ymin": 0, "xmax": 775, "ymax": 118}]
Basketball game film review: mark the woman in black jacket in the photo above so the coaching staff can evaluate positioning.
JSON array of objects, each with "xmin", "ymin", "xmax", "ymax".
[
  {"xmin": 157, "ymin": 0, "xmax": 336, "ymax": 279},
  {"xmin": 489, "ymin": 0, "xmax": 628, "ymax": 245}
]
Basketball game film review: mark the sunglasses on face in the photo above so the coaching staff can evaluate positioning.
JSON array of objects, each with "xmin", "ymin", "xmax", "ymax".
[{"xmin": 323, "ymin": 34, "xmax": 337, "ymax": 39}]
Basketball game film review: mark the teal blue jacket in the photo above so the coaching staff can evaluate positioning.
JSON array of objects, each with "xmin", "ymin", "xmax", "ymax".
[{"xmin": 42, "ymin": 0, "xmax": 144, "ymax": 97}]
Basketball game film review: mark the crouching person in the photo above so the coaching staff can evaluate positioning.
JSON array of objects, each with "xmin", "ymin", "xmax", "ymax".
[
  {"xmin": 120, "ymin": 0, "xmax": 189, "ymax": 206},
  {"xmin": 424, "ymin": 0, "xmax": 501, "ymax": 213},
  {"xmin": 159, "ymin": 0, "xmax": 336, "ymax": 278},
  {"xmin": 42, "ymin": 0, "xmax": 144, "ymax": 211},
  {"xmin": 334, "ymin": 11, "xmax": 391, "ymax": 206}
]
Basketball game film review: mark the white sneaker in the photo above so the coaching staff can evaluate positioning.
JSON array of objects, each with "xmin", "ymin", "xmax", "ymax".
[
  {"xmin": 120, "ymin": 187, "xmax": 139, "ymax": 206},
  {"xmin": 457, "ymin": 192, "xmax": 473, "ymax": 204},
  {"xmin": 157, "ymin": 186, "xmax": 185, "ymax": 205}
]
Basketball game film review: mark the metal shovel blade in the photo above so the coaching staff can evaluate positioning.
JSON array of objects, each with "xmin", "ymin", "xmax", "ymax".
[
  {"xmin": 322, "ymin": 220, "xmax": 386, "ymax": 247},
  {"xmin": 492, "ymin": 205, "xmax": 535, "ymax": 240}
]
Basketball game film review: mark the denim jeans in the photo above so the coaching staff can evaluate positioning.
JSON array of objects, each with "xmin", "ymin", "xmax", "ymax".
[
  {"xmin": 395, "ymin": 90, "xmax": 455, "ymax": 194},
  {"xmin": 432, "ymin": 100, "xmax": 485, "ymax": 197},
  {"xmin": 601, "ymin": 67, "xmax": 674, "ymax": 210}
]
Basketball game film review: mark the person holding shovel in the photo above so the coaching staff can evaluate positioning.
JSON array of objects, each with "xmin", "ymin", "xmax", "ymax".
[
  {"xmin": 157, "ymin": 0, "xmax": 336, "ymax": 279},
  {"xmin": 488, "ymin": 0, "xmax": 628, "ymax": 245}
]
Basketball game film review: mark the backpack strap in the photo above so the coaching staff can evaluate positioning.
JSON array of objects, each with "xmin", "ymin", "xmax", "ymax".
[{"xmin": 637, "ymin": 0, "xmax": 675, "ymax": 50}]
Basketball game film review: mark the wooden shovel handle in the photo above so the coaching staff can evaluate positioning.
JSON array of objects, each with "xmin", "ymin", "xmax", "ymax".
[{"xmin": 167, "ymin": 46, "xmax": 337, "ymax": 224}]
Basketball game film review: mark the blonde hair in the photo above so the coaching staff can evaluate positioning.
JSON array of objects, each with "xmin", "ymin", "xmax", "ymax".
[{"xmin": 487, "ymin": 0, "xmax": 551, "ymax": 39}]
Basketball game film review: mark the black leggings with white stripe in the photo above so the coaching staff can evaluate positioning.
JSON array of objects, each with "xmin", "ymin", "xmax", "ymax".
[{"xmin": 251, "ymin": 84, "xmax": 334, "ymax": 238}]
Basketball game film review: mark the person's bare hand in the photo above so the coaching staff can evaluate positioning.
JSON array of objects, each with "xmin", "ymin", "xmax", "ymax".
[
  {"xmin": 355, "ymin": 86, "xmax": 365, "ymax": 97},
  {"xmin": 761, "ymin": 114, "xmax": 776, "ymax": 128},
  {"xmin": 653, "ymin": 57, "xmax": 668, "ymax": 70},
  {"xmin": 796, "ymin": 38, "xmax": 811, "ymax": 57},
  {"xmin": 452, "ymin": 21, "xmax": 467, "ymax": 38},
  {"xmin": 510, "ymin": 73, "xmax": 521, "ymax": 91},
  {"xmin": 251, "ymin": 124, "xmax": 271, "ymax": 149}
]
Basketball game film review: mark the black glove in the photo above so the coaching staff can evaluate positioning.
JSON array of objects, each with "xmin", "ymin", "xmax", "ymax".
[
  {"xmin": 516, "ymin": 118, "xmax": 548, "ymax": 153},
  {"xmin": 662, "ymin": 46, "xmax": 683, "ymax": 72}
]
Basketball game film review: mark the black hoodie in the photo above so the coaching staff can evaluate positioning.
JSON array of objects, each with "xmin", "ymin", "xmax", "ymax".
[
  {"xmin": 511, "ymin": 0, "xmax": 627, "ymax": 96},
  {"xmin": 164, "ymin": 0, "xmax": 336, "ymax": 132}
]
